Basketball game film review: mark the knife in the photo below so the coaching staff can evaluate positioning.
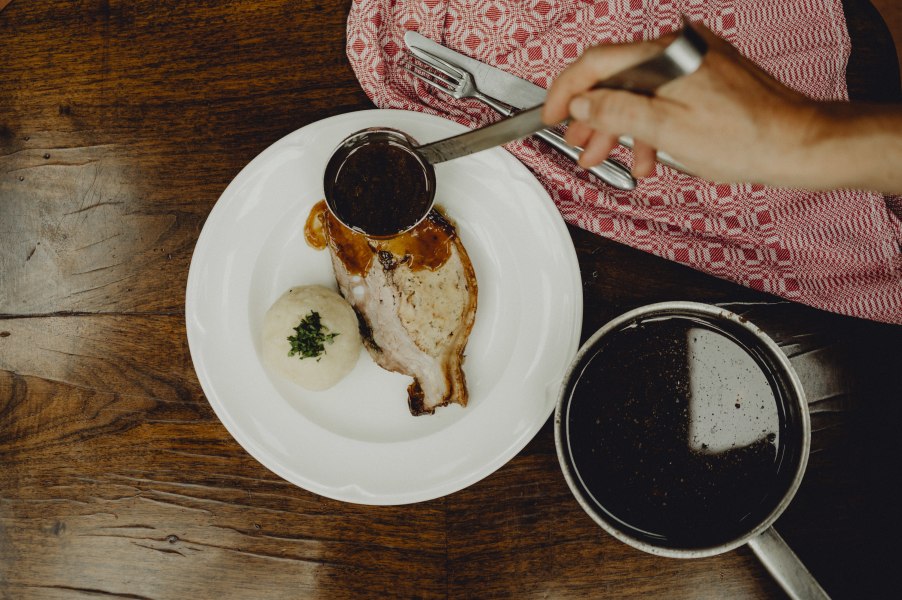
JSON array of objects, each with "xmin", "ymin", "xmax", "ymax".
[
  {"xmin": 404, "ymin": 30, "xmax": 692, "ymax": 173},
  {"xmin": 404, "ymin": 31, "xmax": 548, "ymax": 107}
]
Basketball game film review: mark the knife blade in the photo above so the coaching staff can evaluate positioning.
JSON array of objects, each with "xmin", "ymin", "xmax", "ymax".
[{"xmin": 404, "ymin": 30, "xmax": 691, "ymax": 173}]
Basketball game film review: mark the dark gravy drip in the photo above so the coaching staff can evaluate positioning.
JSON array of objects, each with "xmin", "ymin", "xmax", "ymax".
[
  {"xmin": 565, "ymin": 315, "xmax": 794, "ymax": 549},
  {"xmin": 305, "ymin": 200, "xmax": 455, "ymax": 277}
]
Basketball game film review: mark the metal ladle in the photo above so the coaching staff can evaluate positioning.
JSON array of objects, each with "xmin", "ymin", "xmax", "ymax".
[{"xmin": 324, "ymin": 21, "xmax": 708, "ymax": 237}]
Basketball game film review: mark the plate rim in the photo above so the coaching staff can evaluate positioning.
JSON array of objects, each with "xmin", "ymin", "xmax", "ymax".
[{"xmin": 185, "ymin": 108, "xmax": 583, "ymax": 504}]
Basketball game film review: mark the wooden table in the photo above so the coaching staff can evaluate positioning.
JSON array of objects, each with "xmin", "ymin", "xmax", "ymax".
[{"xmin": 1, "ymin": 1, "xmax": 900, "ymax": 598}]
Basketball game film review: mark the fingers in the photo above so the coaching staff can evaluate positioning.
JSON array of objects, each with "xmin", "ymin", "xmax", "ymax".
[
  {"xmin": 544, "ymin": 32, "xmax": 688, "ymax": 178},
  {"xmin": 569, "ymin": 88, "xmax": 665, "ymax": 147},
  {"xmin": 564, "ymin": 97, "xmax": 663, "ymax": 176},
  {"xmin": 573, "ymin": 134, "xmax": 659, "ymax": 179},
  {"xmin": 563, "ymin": 120, "xmax": 594, "ymax": 148},
  {"xmin": 542, "ymin": 39, "xmax": 667, "ymax": 125},
  {"xmin": 631, "ymin": 141, "xmax": 658, "ymax": 177},
  {"xmin": 578, "ymin": 131, "xmax": 619, "ymax": 168}
]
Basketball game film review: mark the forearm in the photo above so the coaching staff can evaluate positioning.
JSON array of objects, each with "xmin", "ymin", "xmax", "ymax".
[{"xmin": 765, "ymin": 102, "xmax": 902, "ymax": 194}]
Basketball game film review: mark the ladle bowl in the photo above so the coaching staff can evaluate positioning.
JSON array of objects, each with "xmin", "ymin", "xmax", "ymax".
[{"xmin": 323, "ymin": 127, "xmax": 436, "ymax": 238}]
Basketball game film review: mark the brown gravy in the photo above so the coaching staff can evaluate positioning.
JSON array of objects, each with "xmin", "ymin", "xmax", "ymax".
[
  {"xmin": 326, "ymin": 141, "xmax": 433, "ymax": 237},
  {"xmin": 305, "ymin": 200, "xmax": 456, "ymax": 277}
]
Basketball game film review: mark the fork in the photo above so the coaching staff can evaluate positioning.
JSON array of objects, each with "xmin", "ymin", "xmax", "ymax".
[{"xmin": 402, "ymin": 51, "xmax": 638, "ymax": 191}]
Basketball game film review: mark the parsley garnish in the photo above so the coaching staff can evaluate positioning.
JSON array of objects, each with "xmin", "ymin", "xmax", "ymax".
[{"xmin": 287, "ymin": 311, "xmax": 339, "ymax": 360}]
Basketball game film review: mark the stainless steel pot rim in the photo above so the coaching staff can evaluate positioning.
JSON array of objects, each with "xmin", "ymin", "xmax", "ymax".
[{"xmin": 553, "ymin": 301, "xmax": 811, "ymax": 559}]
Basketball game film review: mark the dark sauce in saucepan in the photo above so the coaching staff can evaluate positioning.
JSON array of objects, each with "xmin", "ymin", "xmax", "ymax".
[
  {"xmin": 564, "ymin": 315, "xmax": 800, "ymax": 549},
  {"xmin": 327, "ymin": 141, "xmax": 433, "ymax": 237}
]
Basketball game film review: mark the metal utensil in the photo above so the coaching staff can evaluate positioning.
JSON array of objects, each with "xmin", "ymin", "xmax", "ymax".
[
  {"xmin": 411, "ymin": 22, "xmax": 706, "ymax": 165},
  {"xmin": 404, "ymin": 30, "xmax": 693, "ymax": 174},
  {"xmin": 403, "ymin": 48, "xmax": 637, "ymax": 191}
]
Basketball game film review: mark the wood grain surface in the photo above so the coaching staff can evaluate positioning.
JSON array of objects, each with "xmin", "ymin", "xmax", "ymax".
[{"xmin": 1, "ymin": 1, "xmax": 900, "ymax": 599}]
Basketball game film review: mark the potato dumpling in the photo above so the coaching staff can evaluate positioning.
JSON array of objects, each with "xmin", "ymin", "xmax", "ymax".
[{"xmin": 262, "ymin": 285, "xmax": 361, "ymax": 391}]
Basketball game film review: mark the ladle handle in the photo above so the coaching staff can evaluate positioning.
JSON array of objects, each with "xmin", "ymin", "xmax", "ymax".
[{"xmin": 748, "ymin": 526, "xmax": 830, "ymax": 600}]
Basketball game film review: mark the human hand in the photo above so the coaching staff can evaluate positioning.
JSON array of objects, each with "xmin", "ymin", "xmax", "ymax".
[{"xmin": 542, "ymin": 23, "xmax": 820, "ymax": 185}]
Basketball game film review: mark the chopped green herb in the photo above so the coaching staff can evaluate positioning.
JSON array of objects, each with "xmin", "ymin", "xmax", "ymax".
[{"xmin": 287, "ymin": 311, "xmax": 339, "ymax": 360}]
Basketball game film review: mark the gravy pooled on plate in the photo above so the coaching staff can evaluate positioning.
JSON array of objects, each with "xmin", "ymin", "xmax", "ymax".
[{"xmin": 305, "ymin": 200, "xmax": 455, "ymax": 276}]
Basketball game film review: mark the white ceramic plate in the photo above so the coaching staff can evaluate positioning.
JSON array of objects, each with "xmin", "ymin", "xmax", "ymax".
[{"xmin": 186, "ymin": 109, "xmax": 582, "ymax": 505}]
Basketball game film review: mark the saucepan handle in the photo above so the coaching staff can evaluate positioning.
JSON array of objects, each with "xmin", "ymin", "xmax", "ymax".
[{"xmin": 747, "ymin": 526, "xmax": 830, "ymax": 600}]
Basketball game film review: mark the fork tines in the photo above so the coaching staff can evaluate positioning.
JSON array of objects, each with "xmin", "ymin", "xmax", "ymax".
[
  {"xmin": 408, "ymin": 47, "xmax": 464, "ymax": 78},
  {"xmin": 400, "ymin": 48, "xmax": 472, "ymax": 97},
  {"xmin": 400, "ymin": 60, "xmax": 454, "ymax": 95}
]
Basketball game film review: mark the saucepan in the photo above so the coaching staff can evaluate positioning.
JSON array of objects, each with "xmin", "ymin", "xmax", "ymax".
[{"xmin": 554, "ymin": 302, "xmax": 829, "ymax": 599}]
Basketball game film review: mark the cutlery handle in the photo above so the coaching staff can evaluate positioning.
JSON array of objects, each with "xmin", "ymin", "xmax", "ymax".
[
  {"xmin": 535, "ymin": 129, "xmax": 636, "ymax": 191},
  {"xmin": 477, "ymin": 92, "xmax": 636, "ymax": 191},
  {"xmin": 748, "ymin": 527, "xmax": 830, "ymax": 600}
]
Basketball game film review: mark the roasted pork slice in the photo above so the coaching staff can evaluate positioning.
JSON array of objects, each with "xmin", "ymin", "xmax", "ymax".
[{"xmin": 305, "ymin": 201, "xmax": 478, "ymax": 415}]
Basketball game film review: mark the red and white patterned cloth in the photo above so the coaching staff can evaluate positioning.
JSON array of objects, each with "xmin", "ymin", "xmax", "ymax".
[{"xmin": 346, "ymin": 0, "xmax": 902, "ymax": 323}]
